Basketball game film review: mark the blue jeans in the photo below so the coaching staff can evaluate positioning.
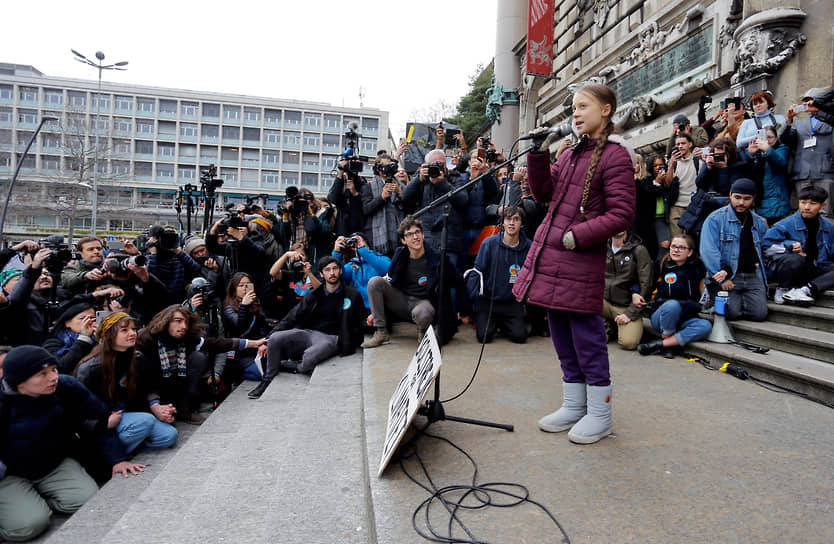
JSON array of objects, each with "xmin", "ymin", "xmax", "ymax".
[
  {"xmin": 650, "ymin": 300, "xmax": 712, "ymax": 346},
  {"xmin": 117, "ymin": 412, "xmax": 178, "ymax": 453}
]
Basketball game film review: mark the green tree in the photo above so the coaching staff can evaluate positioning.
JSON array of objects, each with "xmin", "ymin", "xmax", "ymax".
[{"xmin": 445, "ymin": 61, "xmax": 494, "ymax": 147}]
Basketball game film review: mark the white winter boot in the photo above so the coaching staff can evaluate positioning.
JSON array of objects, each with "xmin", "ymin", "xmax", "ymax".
[
  {"xmin": 568, "ymin": 385, "xmax": 612, "ymax": 444},
  {"xmin": 538, "ymin": 382, "xmax": 587, "ymax": 433}
]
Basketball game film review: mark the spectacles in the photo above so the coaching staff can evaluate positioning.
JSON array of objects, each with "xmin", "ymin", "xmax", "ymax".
[
  {"xmin": 670, "ymin": 244, "xmax": 690, "ymax": 251},
  {"xmin": 403, "ymin": 230, "xmax": 422, "ymax": 239}
]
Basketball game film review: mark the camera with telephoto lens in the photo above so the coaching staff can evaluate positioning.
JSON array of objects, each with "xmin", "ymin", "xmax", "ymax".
[
  {"xmin": 102, "ymin": 254, "xmax": 147, "ymax": 274},
  {"xmin": 378, "ymin": 161, "xmax": 399, "ymax": 178},
  {"xmin": 427, "ymin": 161, "xmax": 445, "ymax": 179},
  {"xmin": 38, "ymin": 235, "xmax": 75, "ymax": 276},
  {"xmin": 283, "ymin": 186, "xmax": 310, "ymax": 218}
]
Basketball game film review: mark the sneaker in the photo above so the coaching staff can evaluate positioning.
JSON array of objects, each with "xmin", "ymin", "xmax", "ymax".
[
  {"xmin": 361, "ymin": 329, "xmax": 389, "ymax": 349},
  {"xmin": 783, "ymin": 286, "xmax": 814, "ymax": 306},
  {"xmin": 774, "ymin": 287, "xmax": 788, "ymax": 305}
]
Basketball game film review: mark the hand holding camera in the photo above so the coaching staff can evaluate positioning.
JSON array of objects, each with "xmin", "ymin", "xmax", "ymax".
[{"xmin": 241, "ymin": 287, "xmax": 257, "ymax": 306}]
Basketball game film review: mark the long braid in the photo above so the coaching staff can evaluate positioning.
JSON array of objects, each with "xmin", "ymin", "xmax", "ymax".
[{"xmin": 579, "ymin": 120, "xmax": 614, "ymax": 221}]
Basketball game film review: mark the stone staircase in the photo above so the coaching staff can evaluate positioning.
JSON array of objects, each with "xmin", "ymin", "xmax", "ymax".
[
  {"xmin": 41, "ymin": 353, "xmax": 372, "ymax": 544},
  {"xmin": 648, "ymin": 290, "xmax": 834, "ymax": 407}
]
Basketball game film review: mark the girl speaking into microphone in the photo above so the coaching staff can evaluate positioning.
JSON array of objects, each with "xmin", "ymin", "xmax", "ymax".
[{"xmin": 513, "ymin": 84, "xmax": 636, "ymax": 444}]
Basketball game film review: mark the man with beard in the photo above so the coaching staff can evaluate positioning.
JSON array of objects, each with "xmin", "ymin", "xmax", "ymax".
[
  {"xmin": 248, "ymin": 256, "xmax": 366, "ymax": 399},
  {"xmin": 61, "ymin": 237, "xmax": 107, "ymax": 295},
  {"xmin": 700, "ymin": 178, "xmax": 769, "ymax": 321}
]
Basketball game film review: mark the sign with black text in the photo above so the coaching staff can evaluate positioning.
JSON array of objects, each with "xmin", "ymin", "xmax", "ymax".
[{"xmin": 378, "ymin": 326, "xmax": 442, "ymax": 477}]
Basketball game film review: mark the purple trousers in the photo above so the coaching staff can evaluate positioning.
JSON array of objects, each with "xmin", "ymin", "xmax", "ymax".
[{"xmin": 547, "ymin": 309, "xmax": 611, "ymax": 386}]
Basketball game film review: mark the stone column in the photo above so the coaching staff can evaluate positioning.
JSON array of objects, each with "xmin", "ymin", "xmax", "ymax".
[{"xmin": 492, "ymin": 0, "xmax": 527, "ymax": 153}]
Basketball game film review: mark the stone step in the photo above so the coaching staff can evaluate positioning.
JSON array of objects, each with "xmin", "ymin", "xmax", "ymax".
[
  {"xmin": 44, "ymin": 373, "xmax": 311, "ymax": 544},
  {"xmin": 817, "ymin": 290, "xmax": 834, "ymax": 309},
  {"xmin": 765, "ymin": 303, "xmax": 834, "ymax": 332},
  {"xmin": 731, "ymin": 320, "xmax": 834, "ymax": 365},
  {"xmin": 680, "ymin": 341, "xmax": 834, "ymax": 407}
]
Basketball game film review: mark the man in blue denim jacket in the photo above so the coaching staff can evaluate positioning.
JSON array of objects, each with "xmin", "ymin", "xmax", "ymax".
[
  {"xmin": 763, "ymin": 186, "xmax": 834, "ymax": 305},
  {"xmin": 700, "ymin": 178, "xmax": 769, "ymax": 321}
]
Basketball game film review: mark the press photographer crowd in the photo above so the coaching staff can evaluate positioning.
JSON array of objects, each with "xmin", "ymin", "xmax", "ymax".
[{"xmin": 0, "ymin": 80, "xmax": 832, "ymax": 540}]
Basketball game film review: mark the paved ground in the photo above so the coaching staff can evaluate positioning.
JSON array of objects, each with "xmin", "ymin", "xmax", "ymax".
[{"xmin": 364, "ymin": 324, "xmax": 834, "ymax": 544}]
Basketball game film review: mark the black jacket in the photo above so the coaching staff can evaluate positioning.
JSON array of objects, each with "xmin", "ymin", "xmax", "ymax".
[
  {"xmin": 652, "ymin": 256, "xmax": 706, "ymax": 320},
  {"xmin": 275, "ymin": 284, "xmax": 367, "ymax": 356}
]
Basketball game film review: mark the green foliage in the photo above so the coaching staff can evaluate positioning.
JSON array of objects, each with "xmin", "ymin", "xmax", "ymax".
[{"xmin": 445, "ymin": 62, "xmax": 493, "ymax": 147}]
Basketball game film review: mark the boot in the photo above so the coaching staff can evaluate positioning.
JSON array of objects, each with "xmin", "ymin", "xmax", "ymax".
[
  {"xmin": 537, "ymin": 382, "xmax": 587, "ymax": 433},
  {"xmin": 248, "ymin": 379, "xmax": 272, "ymax": 399},
  {"xmin": 568, "ymin": 385, "xmax": 612, "ymax": 444},
  {"xmin": 361, "ymin": 328, "xmax": 390, "ymax": 349},
  {"xmin": 637, "ymin": 339, "xmax": 663, "ymax": 355}
]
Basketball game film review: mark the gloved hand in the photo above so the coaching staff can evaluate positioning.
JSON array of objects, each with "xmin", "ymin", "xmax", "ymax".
[{"xmin": 562, "ymin": 231, "xmax": 576, "ymax": 250}]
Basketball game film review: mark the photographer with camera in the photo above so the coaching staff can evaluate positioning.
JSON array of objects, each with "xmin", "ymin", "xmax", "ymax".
[
  {"xmin": 716, "ymin": 97, "xmax": 748, "ymax": 143},
  {"xmin": 402, "ymin": 149, "xmax": 470, "ymax": 275},
  {"xmin": 183, "ymin": 236, "xmax": 230, "ymax": 300},
  {"xmin": 268, "ymin": 243, "xmax": 321, "ymax": 319},
  {"xmin": 781, "ymin": 87, "xmax": 834, "ymax": 216},
  {"xmin": 332, "ymin": 233, "xmax": 391, "ymax": 310},
  {"xmin": 97, "ymin": 254, "xmax": 169, "ymax": 326},
  {"xmin": 664, "ymin": 114, "xmax": 709, "ymax": 158},
  {"xmin": 695, "ymin": 137, "xmax": 751, "ymax": 196},
  {"xmin": 61, "ymin": 237, "xmax": 106, "ymax": 296},
  {"xmin": 145, "ymin": 226, "xmax": 202, "ymax": 307},
  {"xmin": 329, "ymin": 157, "xmax": 366, "ymax": 240},
  {"xmin": 0, "ymin": 247, "xmax": 61, "ymax": 346},
  {"xmin": 276, "ymin": 187, "xmax": 323, "ymax": 264},
  {"xmin": 739, "ymin": 126, "xmax": 791, "ymax": 224},
  {"xmin": 664, "ymin": 132, "xmax": 701, "ymax": 238},
  {"xmin": 360, "ymin": 153, "xmax": 406, "ymax": 257}
]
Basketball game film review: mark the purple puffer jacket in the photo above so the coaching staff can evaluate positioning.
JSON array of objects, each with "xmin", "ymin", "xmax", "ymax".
[{"xmin": 512, "ymin": 138, "xmax": 635, "ymax": 314}]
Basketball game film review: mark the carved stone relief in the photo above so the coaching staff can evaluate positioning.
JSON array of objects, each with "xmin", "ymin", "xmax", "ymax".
[{"xmin": 730, "ymin": 8, "xmax": 807, "ymax": 85}]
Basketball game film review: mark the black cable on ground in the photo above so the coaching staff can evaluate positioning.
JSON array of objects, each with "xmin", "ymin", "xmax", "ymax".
[{"xmin": 397, "ymin": 427, "xmax": 571, "ymax": 544}]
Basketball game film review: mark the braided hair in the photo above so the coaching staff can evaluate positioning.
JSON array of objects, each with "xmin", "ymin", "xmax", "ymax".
[{"xmin": 576, "ymin": 84, "xmax": 617, "ymax": 221}]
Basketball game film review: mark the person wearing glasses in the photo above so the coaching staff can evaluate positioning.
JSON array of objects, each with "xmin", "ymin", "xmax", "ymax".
[
  {"xmin": 362, "ymin": 217, "xmax": 470, "ymax": 348},
  {"xmin": 638, "ymin": 235, "xmax": 712, "ymax": 358}
]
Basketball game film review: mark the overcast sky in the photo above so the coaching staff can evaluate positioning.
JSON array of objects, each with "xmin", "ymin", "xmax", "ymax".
[{"xmin": 2, "ymin": 0, "xmax": 498, "ymax": 141}]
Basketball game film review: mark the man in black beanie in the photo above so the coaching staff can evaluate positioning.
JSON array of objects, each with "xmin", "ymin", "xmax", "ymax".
[
  {"xmin": 700, "ymin": 178, "xmax": 770, "ymax": 321},
  {"xmin": 0, "ymin": 346, "xmax": 144, "ymax": 542}
]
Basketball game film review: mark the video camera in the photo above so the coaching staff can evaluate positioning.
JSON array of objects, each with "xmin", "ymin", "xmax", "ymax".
[
  {"xmin": 341, "ymin": 122, "xmax": 369, "ymax": 174},
  {"xmin": 283, "ymin": 186, "xmax": 313, "ymax": 219},
  {"xmin": 200, "ymin": 164, "xmax": 224, "ymax": 194},
  {"xmin": 38, "ymin": 235, "xmax": 76, "ymax": 276},
  {"xmin": 147, "ymin": 225, "xmax": 180, "ymax": 251},
  {"xmin": 378, "ymin": 161, "xmax": 399, "ymax": 178}
]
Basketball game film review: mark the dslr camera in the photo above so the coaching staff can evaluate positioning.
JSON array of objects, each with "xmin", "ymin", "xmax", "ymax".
[
  {"xmin": 147, "ymin": 226, "xmax": 180, "ymax": 251},
  {"xmin": 38, "ymin": 235, "xmax": 75, "ymax": 275},
  {"xmin": 283, "ymin": 186, "xmax": 311, "ymax": 218},
  {"xmin": 427, "ymin": 161, "xmax": 445, "ymax": 179},
  {"xmin": 101, "ymin": 254, "xmax": 147, "ymax": 274},
  {"xmin": 378, "ymin": 161, "xmax": 399, "ymax": 178}
]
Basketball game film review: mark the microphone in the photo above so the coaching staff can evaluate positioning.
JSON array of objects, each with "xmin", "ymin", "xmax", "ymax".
[{"xmin": 519, "ymin": 122, "xmax": 573, "ymax": 141}]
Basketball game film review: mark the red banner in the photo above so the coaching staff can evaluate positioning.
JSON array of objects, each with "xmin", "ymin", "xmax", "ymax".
[{"xmin": 526, "ymin": 0, "xmax": 555, "ymax": 76}]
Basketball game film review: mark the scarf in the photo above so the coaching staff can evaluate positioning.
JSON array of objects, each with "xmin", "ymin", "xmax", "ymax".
[
  {"xmin": 157, "ymin": 339, "xmax": 187, "ymax": 378},
  {"xmin": 57, "ymin": 329, "xmax": 80, "ymax": 356},
  {"xmin": 367, "ymin": 175, "xmax": 404, "ymax": 255}
]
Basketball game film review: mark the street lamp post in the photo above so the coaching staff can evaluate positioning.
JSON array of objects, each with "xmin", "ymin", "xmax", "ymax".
[
  {"xmin": 0, "ymin": 116, "xmax": 60, "ymax": 241},
  {"xmin": 70, "ymin": 49, "xmax": 128, "ymax": 236}
]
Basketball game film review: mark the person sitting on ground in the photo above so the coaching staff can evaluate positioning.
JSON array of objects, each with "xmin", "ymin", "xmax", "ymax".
[
  {"xmin": 183, "ymin": 236, "xmax": 230, "ymax": 298},
  {"xmin": 700, "ymin": 178, "xmax": 769, "ymax": 321},
  {"xmin": 601, "ymin": 230, "xmax": 653, "ymax": 350},
  {"xmin": 763, "ymin": 186, "xmax": 834, "ymax": 306},
  {"xmin": 2, "ymin": 247, "xmax": 63, "ymax": 347},
  {"xmin": 465, "ymin": 206, "xmax": 531, "ymax": 344},
  {"xmin": 222, "ymin": 272, "xmax": 270, "ymax": 382},
  {"xmin": 75, "ymin": 312, "xmax": 178, "ymax": 454},
  {"xmin": 248, "ymin": 256, "xmax": 366, "ymax": 399},
  {"xmin": 362, "ymin": 217, "xmax": 471, "ymax": 348},
  {"xmin": 60, "ymin": 237, "xmax": 107, "ymax": 295},
  {"xmin": 332, "ymin": 233, "xmax": 391, "ymax": 310},
  {"xmin": 638, "ymin": 235, "xmax": 712, "ymax": 358},
  {"xmin": 134, "ymin": 305, "xmax": 266, "ymax": 424},
  {"xmin": 41, "ymin": 302, "xmax": 97, "ymax": 375},
  {"xmin": 0, "ymin": 346, "xmax": 144, "ymax": 542},
  {"xmin": 268, "ymin": 243, "xmax": 321, "ymax": 320}
]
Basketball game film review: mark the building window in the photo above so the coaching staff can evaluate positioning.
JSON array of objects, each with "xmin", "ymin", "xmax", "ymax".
[
  {"xmin": 284, "ymin": 110, "xmax": 301, "ymax": 127},
  {"xmin": 135, "ymin": 140, "xmax": 154, "ymax": 155},
  {"xmin": 200, "ymin": 146, "xmax": 217, "ymax": 162},
  {"xmin": 361, "ymin": 137, "xmax": 377, "ymax": 154},
  {"xmin": 362, "ymin": 117, "xmax": 379, "ymax": 131},
  {"xmin": 67, "ymin": 114, "xmax": 86, "ymax": 130},
  {"xmin": 18, "ymin": 109, "xmax": 37, "ymax": 125},
  {"xmin": 92, "ymin": 94, "xmax": 110, "ymax": 110},
  {"xmin": 242, "ymin": 148, "xmax": 259, "ymax": 166},
  {"xmin": 324, "ymin": 114, "xmax": 341, "ymax": 130},
  {"xmin": 202, "ymin": 124, "xmax": 219, "ymax": 139},
  {"xmin": 179, "ymin": 144, "xmax": 197, "ymax": 158},
  {"xmin": 243, "ymin": 127, "xmax": 260, "ymax": 142},
  {"xmin": 42, "ymin": 155, "xmax": 60, "ymax": 170},
  {"xmin": 181, "ymin": 102, "xmax": 198, "ymax": 117},
  {"xmin": 323, "ymin": 134, "xmax": 340, "ymax": 151},
  {"xmin": 264, "ymin": 129, "xmax": 281, "ymax": 144},
  {"xmin": 115, "ymin": 95, "xmax": 133, "ymax": 111},
  {"xmin": 244, "ymin": 107, "xmax": 261, "ymax": 122},
  {"xmin": 94, "ymin": 116, "xmax": 109, "ymax": 130},
  {"xmin": 0, "ymin": 85, "xmax": 12, "ymax": 100},
  {"xmin": 157, "ymin": 142, "xmax": 175, "ymax": 158},
  {"xmin": 223, "ymin": 105, "xmax": 241, "ymax": 122},
  {"xmin": 114, "ymin": 117, "xmax": 132, "ymax": 132},
  {"xmin": 68, "ymin": 91, "xmax": 87, "ymax": 107},
  {"xmin": 158, "ymin": 121, "xmax": 176, "ymax": 137},
  {"xmin": 135, "ymin": 162, "xmax": 153, "ymax": 177},
  {"xmin": 202, "ymin": 102, "xmax": 220, "ymax": 118},
  {"xmin": 303, "ymin": 133, "xmax": 320, "ymax": 147},
  {"xmin": 302, "ymin": 153, "xmax": 319, "ymax": 168},
  {"xmin": 41, "ymin": 133, "xmax": 61, "ymax": 149},
  {"xmin": 136, "ymin": 119, "xmax": 154, "ymax": 135},
  {"xmin": 264, "ymin": 109, "xmax": 281, "ymax": 124},
  {"xmin": 180, "ymin": 123, "xmax": 198, "ymax": 138},
  {"xmin": 44, "ymin": 89, "xmax": 63, "ymax": 106},
  {"xmin": 179, "ymin": 165, "xmax": 196, "ymax": 179},
  {"xmin": 263, "ymin": 150, "xmax": 279, "ymax": 165},
  {"xmin": 157, "ymin": 163, "xmax": 175, "ymax": 179},
  {"xmin": 241, "ymin": 169, "xmax": 258, "ymax": 184},
  {"xmin": 221, "ymin": 147, "xmax": 238, "ymax": 162},
  {"xmin": 302, "ymin": 173, "xmax": 319, "ymax": 189},
  {"xmin": 322, "ymin": 154, "xmax": 339, "ymax": 171},
  {"xmin": 344, "ymin": 116, "xmax": 359, "ymax": 129},
  {"xmin": 283, "ymin": 171, "xmax": 298, "ymax": 186},
  {"xmin": 220, "ymin": 168, "xmax": 238, "ymax": 183},
  {"xmin": 304, "ymin": 113, "xmax": 321, "ymax": 128},
  {"xmin": 263, "ymin": 170, "xmax": 279, "ymax": 186},
  {"xmin": 113, "ymin": 139, "xmax": 130, "ymax": 154},
  {"xmin": 137, "ymin": 98, "xmax": 155, "ymax": 113},
  {"xmin": 282, "ymin": 150, "xmax": 299, "ymax": 165},
  {"xmin": 19, "ymin": 87, "xmax": 38, "ymax": 102},
  {"xmin": 0, "ymin": 107, "xmax": 10, "ymax": 123},
  {"xmin": 284, "ymin": 131, "xmax": 301, "ymax": 146},
  {"xmin": 159, "ymin": 99, "xmax": 177, "ymax": 115},
  {"xmin": 112, "ymin": 160, "xmax": 130, "ymax": 175},
  {"xmin": 222, "ymin": 126, "xmax": 240, "ymax": 141}
]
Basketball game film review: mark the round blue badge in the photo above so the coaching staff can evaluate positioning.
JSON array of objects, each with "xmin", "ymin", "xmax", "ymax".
[
  {"xmin": 343, "ymin": 298, "xmax": 351, "ymax": 310},
  {"xmin": 509, "ymin": 264, "xmax": 521, "ymax": 275},
  {"xmin": 664, "ymin": 272, "xmax": 678, "ymax": 285},
  {"xmin": 418, "ymin": 276, "xmax": 428, "ymax": 286}
]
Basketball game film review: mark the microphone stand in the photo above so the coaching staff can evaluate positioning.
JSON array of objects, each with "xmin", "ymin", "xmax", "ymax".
[{"xmin": 411, "ymin": 143, "xmax": 539, "ymax": 432}]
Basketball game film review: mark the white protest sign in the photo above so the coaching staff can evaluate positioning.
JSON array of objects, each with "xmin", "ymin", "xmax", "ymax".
[{"xmin": 378, "ymin": 325, "xmax": 442, "ymax": 477}]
